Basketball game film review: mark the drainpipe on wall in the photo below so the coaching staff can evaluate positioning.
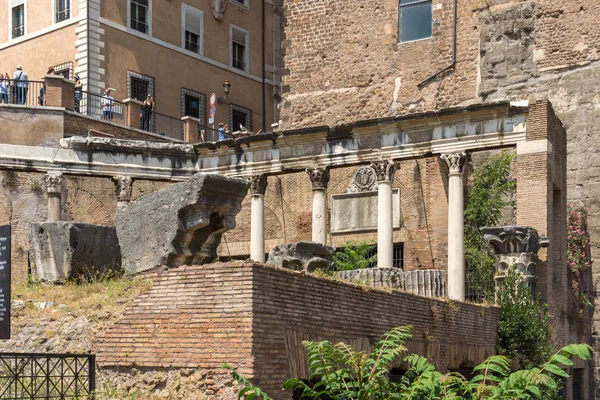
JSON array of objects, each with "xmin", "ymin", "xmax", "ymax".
[
  {"xmin": 417, "ymin": 0, "xmax": 457, "ymax": 87},
  {"xmin": 261, "ymin": 0, "xmax": 267, "ymax": 132}
]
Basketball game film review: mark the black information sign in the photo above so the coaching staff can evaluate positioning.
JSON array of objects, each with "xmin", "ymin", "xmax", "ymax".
[{"xmin": 0, "ymin": 225, "xmax": 10, "ymax": 339}]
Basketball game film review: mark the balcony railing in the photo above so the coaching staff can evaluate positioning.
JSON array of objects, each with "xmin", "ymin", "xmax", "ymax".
[
  {"xmin": 12, "ymin": 26, "xmax": 24, "ymax": 39},
  {"xmin": 78, "ymin": 90, "xmax": 128, "ymax": 127},
  {"xmin": 149, "ymin": 112, "xmax": 184, "ymax": 140},
  {"xmin": 56, "ymin": 8, "xmax": 70, "ymax": 22},
  {"xmin": 0, "ymin": 79, "xmax": 45, "ymax": 106}
]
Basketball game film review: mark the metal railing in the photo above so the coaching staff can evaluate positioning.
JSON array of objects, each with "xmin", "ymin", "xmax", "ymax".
[
  {"xmin": 0, "ymin": 353, "xmax": 95, "ymax": 399},
  {"xmin": 0, "ymin": 80, "xmax": 45, "ymax": 107},
  {"xmin": 148, "ymin": 111, "xmax": 184, "ymax": 140},
  {"xmin": 199, "ymin": 126, "xmax": 224, "ymax": 142},
  {"xmin": 55, "ymin": 8, "xmax": 70, "ymax": 22},
  {"xmin": 78, "ymin": 90, "xmax": 128, "ymax": 127},
  {"xmin": 12, "ymin": 26, "xmax": 24, "ymax": 39}
]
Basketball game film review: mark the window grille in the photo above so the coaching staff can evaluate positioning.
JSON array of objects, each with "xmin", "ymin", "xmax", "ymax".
[
  {"xmin": 230, "ymin": 104, "xmax": 252, "ymax": 132},
  {"xmin": 130, "ymin": 0, "xmax": 149, "ymax": 34},
  {"xmin": 231, "ymin": 0, "xmax": 248, "ymax": 8},
  {"xmin": 181, "ymin": 88, "xmax": 207, "ymax": 129},
  {"xmin": 56, "ymin": 0, "xmax": 70, "ymax": 22},
  {"xmin": 12, "ymin": 5, "xmax": 24, "ymax": 39},
  {"xmin": 52, "ymin": 62, "xmax": 73, "ymax": 79},
  {"xmin": 398, "ymin": 0, "xmax": 432, "ymax": 42},
  {"xmin": 127, "ymin": 70, "xmax": 155, "ymax": 102},
  {"xmin": 184, "ymin": 9, "xmax": 202, "ymax": 54},
  {"xmin": 392, "ymin": 243, "xmax": 404, "ymax": 269},
  {"xmin": 231, "ymin": 28, "xmax": 247, "ymax": 71}
]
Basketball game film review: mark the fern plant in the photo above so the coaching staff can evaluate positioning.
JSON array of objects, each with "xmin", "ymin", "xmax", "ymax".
[
  {"xmin": 228, "ymin": 325, "xmax": 592, "ymax": 400},
  {"xmin": 332, "ymin": 241, "xmax": 377, "ymax": 272}
]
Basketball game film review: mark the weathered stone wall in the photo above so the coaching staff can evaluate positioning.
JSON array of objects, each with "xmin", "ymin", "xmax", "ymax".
[
  {"xmin": 96, "ymin": 262, "xmax": 500, "ymax": 400},
  {"xmin": 220, "ymin": 156, "xmax": 450, "ymax": 271}
]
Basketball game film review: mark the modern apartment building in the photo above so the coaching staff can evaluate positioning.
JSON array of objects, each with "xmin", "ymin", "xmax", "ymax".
[{"xmin": 0, "ymin": 0, "xmax": 281, "ymax": 134}]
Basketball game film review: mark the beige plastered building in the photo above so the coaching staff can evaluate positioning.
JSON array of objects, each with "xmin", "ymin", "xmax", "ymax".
[{"xmin": 0, "ymin": 0, "xmax": 281, "ymax": 132}]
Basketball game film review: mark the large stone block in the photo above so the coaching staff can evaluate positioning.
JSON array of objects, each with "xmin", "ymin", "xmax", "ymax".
[
  {"xmin": 29, "ymin": 222, "xmax": 121, "ymax": 282},
  {"xmin": 266, "ymin": 242, "xmax": 335, "ymax": 271},
  {"xmin": 115, "ymin": 173, "xmax": 249, "ymax": 273}
]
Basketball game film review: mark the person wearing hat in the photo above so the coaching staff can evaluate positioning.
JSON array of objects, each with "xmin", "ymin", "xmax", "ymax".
[
  {"xmin": 73, "ymin": 75, "xmax": 83, "ymax": 113},
  {"xmin": 101, "ymin": 88, "xmax": 114, "ymax": 120},
  {"xmin": 12, "ymin": 65, "xmax": 28, "ymax": 105}
]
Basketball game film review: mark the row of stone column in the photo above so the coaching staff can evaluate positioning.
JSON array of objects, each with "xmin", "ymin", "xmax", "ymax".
[
  {"xmin": 42, "ymin": 172, "xmax": 134, "ymax": 222},
  {"xmin": 248, "ymin": 153, "xmax": 468, "ymax": 300}
]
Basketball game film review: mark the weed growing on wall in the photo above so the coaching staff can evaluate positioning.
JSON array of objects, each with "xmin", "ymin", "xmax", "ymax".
[
  {"xmin": 464, "ymin": 150, "xmax": 516, "ymax": 302},
  {"xmin": 567, "ymin": 205, "xmax": 592, "ymax": 309},
  {"xmin": 332, "ymin": 241, "xmax": 377, "ymax": 271}
]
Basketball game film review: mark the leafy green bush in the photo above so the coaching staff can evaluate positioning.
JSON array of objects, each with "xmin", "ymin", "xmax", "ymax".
[
  {"xmin": 227, "ymin": 325, "xmax": 591, "ymax": 399},
  {"xmin": 496, "ymin": 266, "xmax": 552, "ymax": 369},
  {"xmin": 332, "ymin": 241, "xmax": 377, "ymax": 272}
]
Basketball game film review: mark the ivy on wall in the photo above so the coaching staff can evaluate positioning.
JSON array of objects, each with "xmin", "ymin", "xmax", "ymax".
[{"xmin": 568, "ymin": 205, "xmax": 592, "ymax": 309}]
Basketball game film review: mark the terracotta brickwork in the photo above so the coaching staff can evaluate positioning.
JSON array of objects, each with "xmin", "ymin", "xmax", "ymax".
[{"xmin": 96, "ymin": 262, "xmax": 500, "ymax": 400}]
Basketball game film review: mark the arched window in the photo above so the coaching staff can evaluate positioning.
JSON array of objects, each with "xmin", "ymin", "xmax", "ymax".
[{"xmin": 398, "ymin": 0, "xmax": 432, "ymax": 43}]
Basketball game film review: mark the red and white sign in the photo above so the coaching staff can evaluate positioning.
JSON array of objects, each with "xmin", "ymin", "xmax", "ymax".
[{"xmin": 210, "ymin": 93, "xmax": 217, "ymax": 106}]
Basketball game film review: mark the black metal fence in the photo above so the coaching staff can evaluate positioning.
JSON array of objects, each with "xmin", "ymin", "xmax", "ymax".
[
  {"xmin": 151, "ymin": 111, "xmax": 184, "ymax": 140},
  {"xmin": 0, "ymin": 353, "xmax": 95, "ymax": 399},
  {"xmin": 78, "ymin": 90, "xmax": 128, "ymax": 127},
  {"xmin": 0, "ymin": 80, "xmax": 45, "ymax": 107}
]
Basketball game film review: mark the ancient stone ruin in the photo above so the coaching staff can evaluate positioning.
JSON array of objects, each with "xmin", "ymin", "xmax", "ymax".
[
  {"xmin": 28, "ymin": 222, "xmax": 121, "ymax": 282},
  {"xmin": 266, "ymin": 241, "xmax": 335, "ymax": 272},
  {"xmin": 335, "ymin": 268, "xmax": 447, "ymax": 297},
  {"xmin": 115, "ymin": 173, "xmax": 249, "ymax": 273}
]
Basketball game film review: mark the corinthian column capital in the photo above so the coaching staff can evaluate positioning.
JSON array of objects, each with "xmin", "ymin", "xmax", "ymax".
[
  {"xmin": 306, "ymin": 167, "xmax": 330, "ymax": 190},
  {"xmin": 370, "ymin": 160, "xmax": 396, "ymax": 182},
  {"xmin": 113, "ymin": 176, "xmax": 134, "ymax": 202},
  {"xmin": 441, "ymin": 153, "xmax": 467, "ymax": 175},
  {"xmin": 44, "ymin": 172, "xmax": 63, "ymax": 196},
  {"xmin": 250, "ymin": 175, "xmax": 268, "ymax": 196}
]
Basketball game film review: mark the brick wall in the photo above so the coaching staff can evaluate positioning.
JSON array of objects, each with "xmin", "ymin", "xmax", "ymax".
[{"xmin": 96, "ymin": 262, "xmax": 500, "ymax": 400}]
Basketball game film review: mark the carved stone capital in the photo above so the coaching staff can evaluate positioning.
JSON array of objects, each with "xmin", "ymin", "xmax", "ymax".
[
  {"xmin": 113, "ymin": 176, "xmax": 134, "ymax": 202},
  {"xmin": 44, "ymin": 172, "xmax": 63, "ymax": 196},
  {"xmin": 480, "ymin": 226, "xmax": 549, "ymax": 256},
  {"xmin": 306, "ymin": 168, "xmax": 330, "ymax": 190},
  {"xmin": 441, "ymin": 153, "xmax": 467, "ymax": 175},
  {"xmin": 250, "ymin": 174, "xmax": 268, "ymax": 195},
  {"xmin": 370, "ymin": 160, "xmax": 396, "ymax": 182}
]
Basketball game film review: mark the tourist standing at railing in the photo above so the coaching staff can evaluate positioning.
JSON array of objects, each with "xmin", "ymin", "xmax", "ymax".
[
  {"xmin": 38, "ymin": 67, "xmax": 56, "ymax": 106},
  {"xmin": 12, "ymin": 65, "xmax": 28, "ymax": 105},
  {"xmin": 141, "ymin": 95, "xmax": 154, "ymax": 131},
  {"xmin": 101, "ymin": 88, "xmax": 114, "ymax": 120},
  {"xmin": 218, "ymin": 123, "xmax": 226, "ymax": 141},
  {"xmin": 73, "ymin": 76, "xmax": 83, "ymax": 113},
  {"xmin": 0, "ymin": 74, "xmax": 8, "ymax": 104}
]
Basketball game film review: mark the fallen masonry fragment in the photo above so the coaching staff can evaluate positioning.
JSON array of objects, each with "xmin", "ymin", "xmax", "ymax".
[
  {"xmin": 115, "ymin": 173, "xmax": 249, "ymax": 274},
  {"xmin": 266, "ymin": 241, "xmax": 335, "ymax": 272}
]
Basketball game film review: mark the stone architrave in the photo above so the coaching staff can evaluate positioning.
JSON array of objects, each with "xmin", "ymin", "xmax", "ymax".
[
  {"xmin": 441, "ymin": 152, "xmax": 467, "ymax": 301},
  {"xmin": 29, "ymin": 222, "xmax": 121, "ymax": 282},
  {"xmin": 115, "ymin": 173, "xmax": 250, "ymax": 274},
  {"xmin": 44, "ymin": 171, "xmax": 63, "ymax": 222},
  {"xmin": 371, "ymin": 160, "xmax": 396, "ymax": 269},
  {"xmin": 113, "ymin": 176, "xmax": 133, "ymax": 208},
  {"xmin": 306, "ymin": 168, "xmax": 330, "ymax": 244},
  {"xmin": 250, "ymin": 175, "xmax": 268, "ymax": 263},
  {"xmin": 481, "ymin": 226, "xmax": 549, "ymax": 295},
  {"xmin": 210, "ymin": 0, "xmax": 227, "ymax": 20}
]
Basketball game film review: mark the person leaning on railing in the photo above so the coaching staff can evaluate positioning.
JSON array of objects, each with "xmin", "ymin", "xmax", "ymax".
[
  {"xmin": 0, "ymin": 74, "xmax": 8, "ymax": 104},
  {"xmin": 74, "ymin": 76, "xmax": 83, "ymax": 113},
  {"xmin": 101, "ymin": 88, "xmax": 114, "ymax": 120}
]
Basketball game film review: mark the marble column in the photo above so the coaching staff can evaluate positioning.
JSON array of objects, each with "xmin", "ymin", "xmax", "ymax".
[
  {"xmin": 250, "ymin": 174, "xmax": 268, "ymax": 263},
  {"xmin": 306, "ymin": 168, "xmax": 330, "ymax": 244},
  {"xmin": 44, "ymin": 171, "xmax": 63, "ymax": 222},
  {"xmin": 113, "ymin": 176, "xmax": 134, "ymax": 209},
  {"xmin": 371, "ymin": 160, "xmax": 396, "ymax": 269},
  {"xmin": 441, "ymin": 153, "xmax": 467, "ymax": 301}
]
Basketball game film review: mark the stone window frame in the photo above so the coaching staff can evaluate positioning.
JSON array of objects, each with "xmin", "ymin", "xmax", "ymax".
[
  {"xmin": 398, "ymin": 0, "xmax": 433, "ymax": 43},
  {"xmin": 229, "ymin": 104, "xmax": 252, "ymax": 132},
  {"xmin": 181, "ymin": 4, "xmax": 204, "ymax": 55},
  {"xmin": 230, "ymin": 24, "xmax": 249, "ymax": 73},
  {"xmin": 53, "ymin": 0, "xmax": 71, "ymax": 24},
  {"xmin": 128, "ymin": 0, "xmax": 152, "ymax": 36},
  {"xmin": 9, "ymin": 0, "xmax": 27, "ymax": 40},
  {"xmin": 229, "ymin": 0, "xmax": 249, "ymax": 10},
  {"xmin": 181, "ymin": 87, "xmax": 207, "ymax": 129}
]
